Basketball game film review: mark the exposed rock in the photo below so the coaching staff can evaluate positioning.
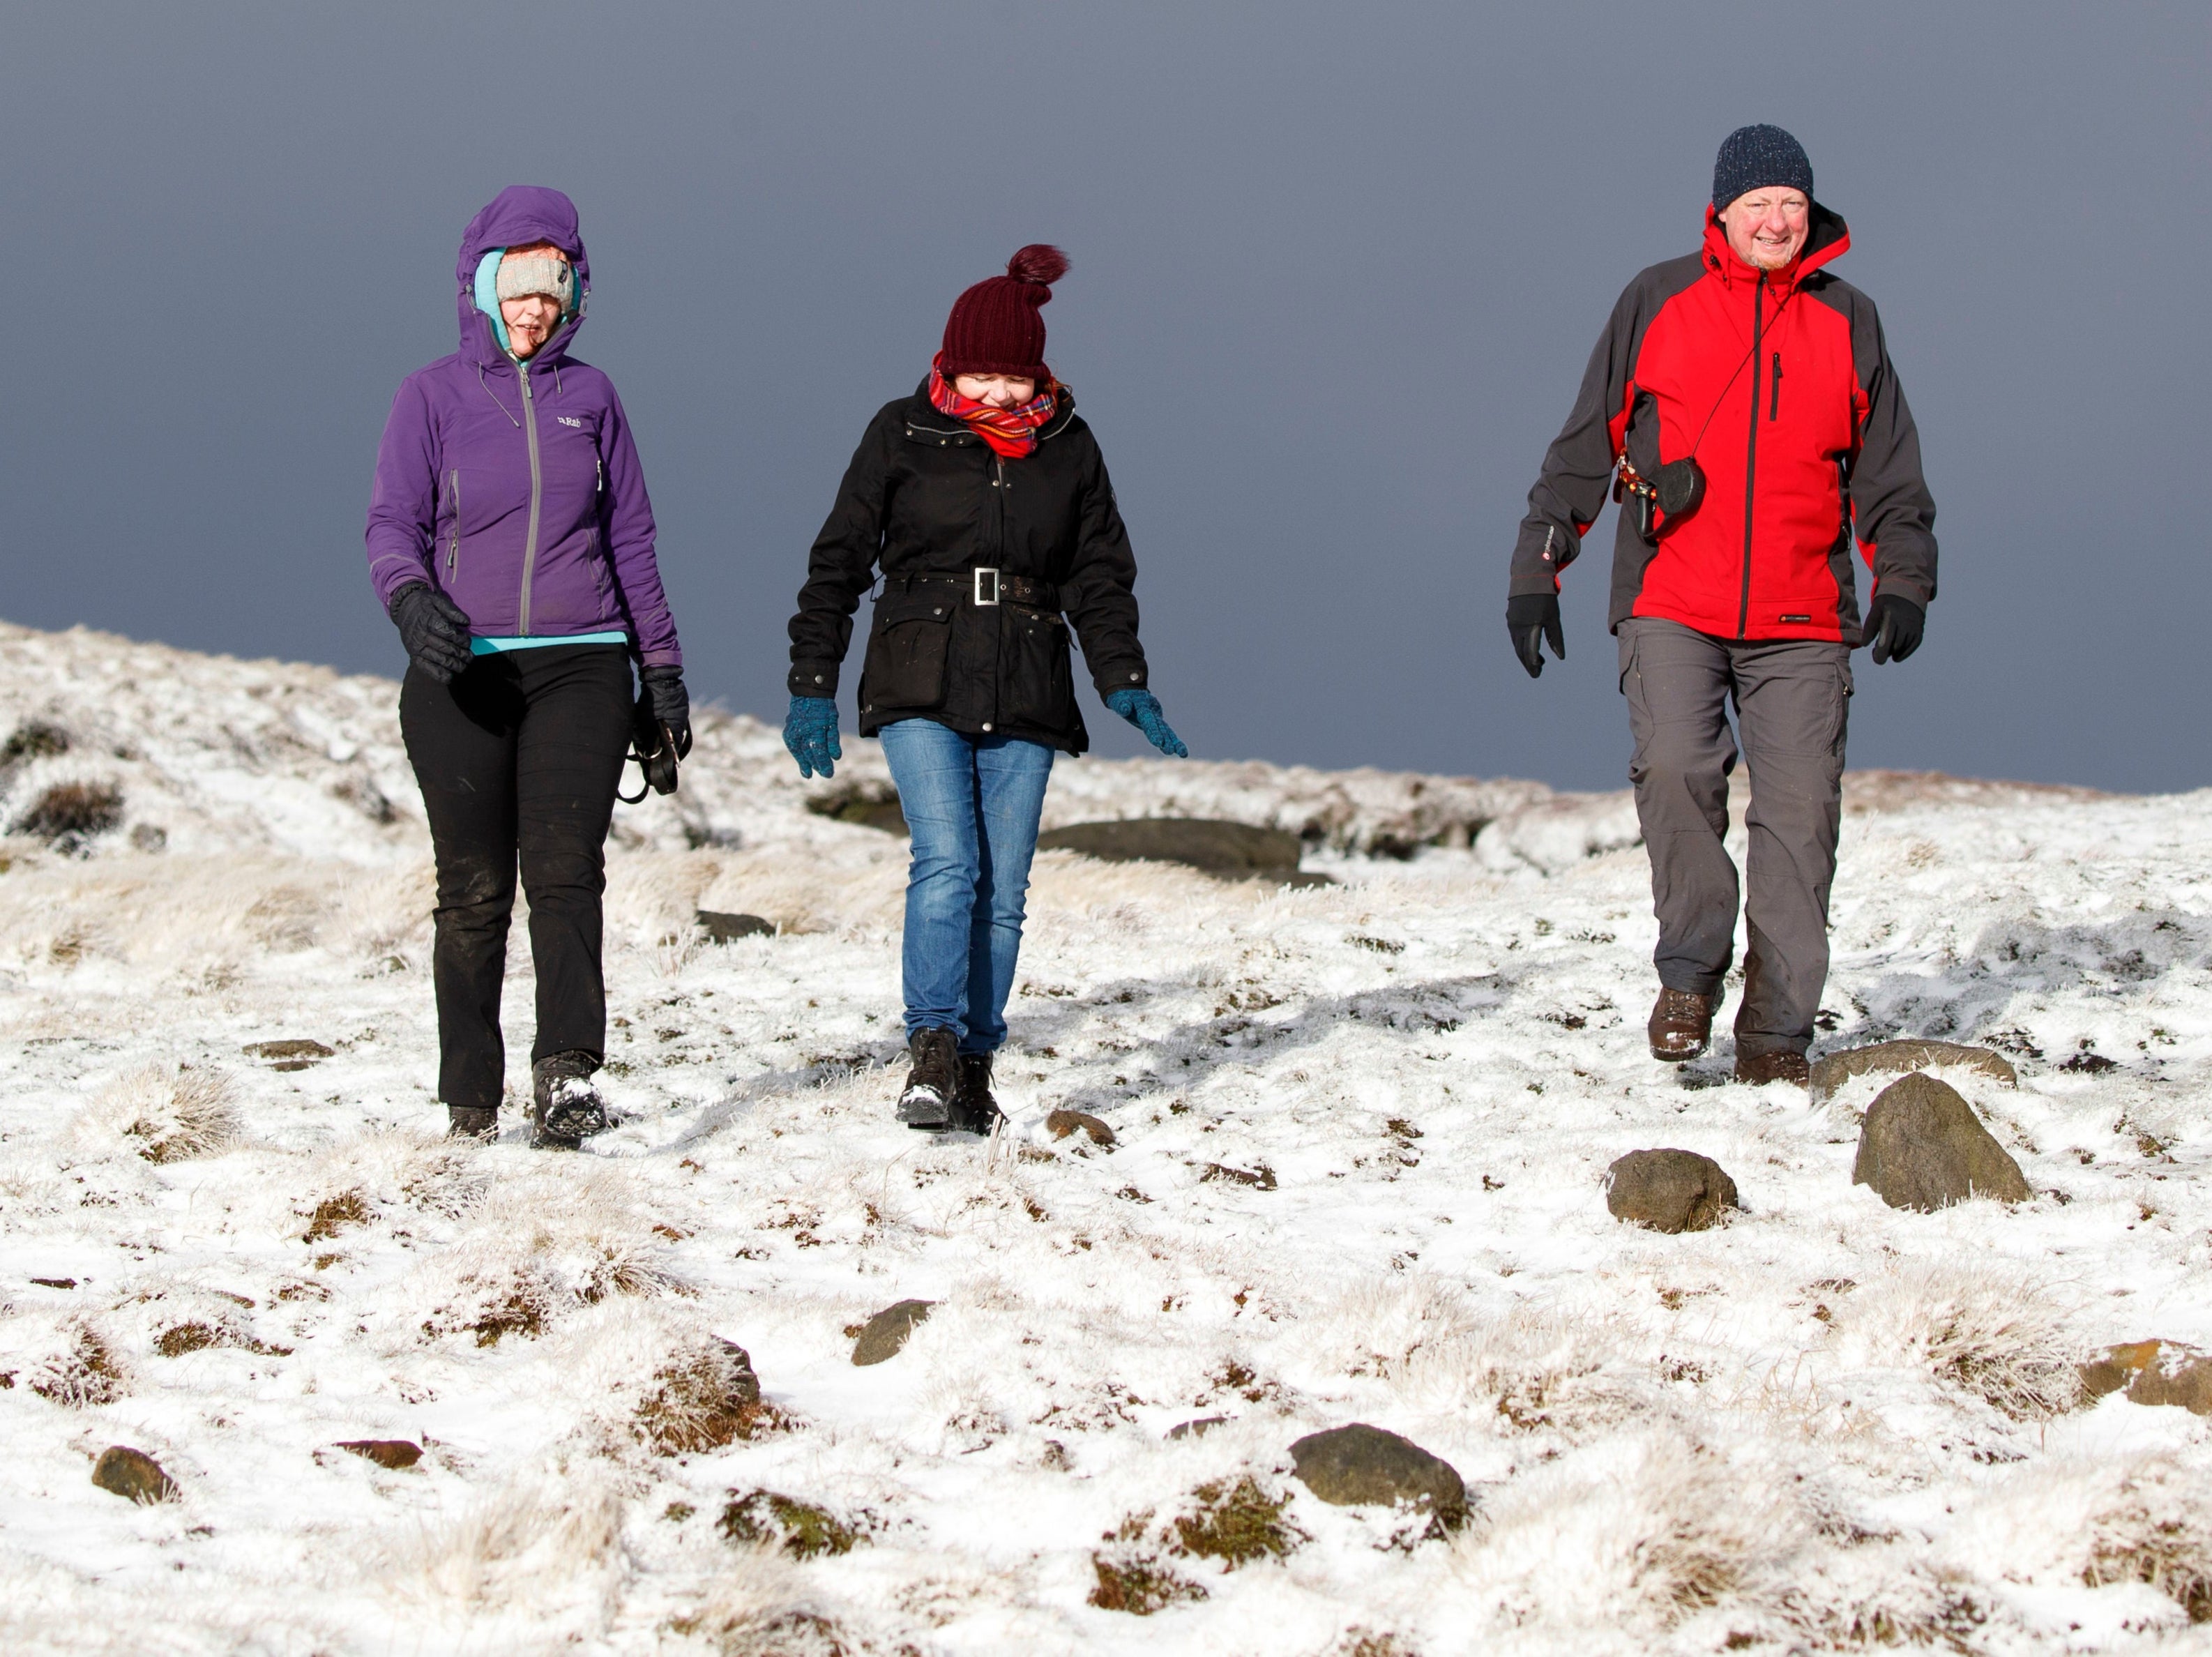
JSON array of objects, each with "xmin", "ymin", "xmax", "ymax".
[
  {"xmin": 851, "ymin": 1299, "xmax": 934, "ymax": 1367},
  {"xmin": 1289, "ymin": 1424, "xmax": 1467, "ymax": 1527},
  {"xmin": 1167, "ymin": 1416, "xmax": 1227, "ymax": 1441},
  {"xmin": 1200, "ymin": 1162, "xmax": 1277, "ymax": 1190},
  {"xmin": 805, "ymin": 779, "xmax": 907, "ymax": 835},
  {"xmin": 2080, "ymin": 1340, "xmax": 2212, "ymax": 1415},
  {"xmin": 1046, "ymin": 1109, "xmax": 1116, "ymax": 1148},
  {"xmin": 1810, "ymin": 1039, "xmax": 2017, "ymax": 1101},
  {"xmin": 336, "ymin": 1439, "xmax": 421, "ymax": 1469},
  {"xmin": 243, "ymin": 1038, "xmax": 333, "ymax": 1072},
  {"xmin": 1852, "ymin": 1073, "xmax": 2031, "ymax": 1211},
  {"xmin": 91, "ymin": 1446, "xmax": 177, "ymax": 1504},
  {"xmin": 697, "ymin": 910, "xmax": 775, "ymax": 943},
  {"xmin": 1605, "ymin": 1149, "xmax": 1740, "ymax": 1234},
  {"xmin": 1036, "ymin": 819, "xmax": 1331, "ymax": 886}
]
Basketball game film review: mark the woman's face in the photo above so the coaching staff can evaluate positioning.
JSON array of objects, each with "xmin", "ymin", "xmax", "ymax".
[
  {"xmin": 499, "ymin": 241, "xmax": 569, "ymax": 360},
  {"xmin": 953, "ymin": 372, "xmax": 1036, "ymax": 408}
]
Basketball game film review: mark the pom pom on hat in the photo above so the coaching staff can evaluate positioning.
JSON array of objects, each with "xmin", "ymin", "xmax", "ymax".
[
  {"xmin": 940, "ymin": 244, "xmax": 1070, "ymax": 379},
  {"xmin": 1006, "ymin": 244, "xmax": 1070, "ymax": 287}
]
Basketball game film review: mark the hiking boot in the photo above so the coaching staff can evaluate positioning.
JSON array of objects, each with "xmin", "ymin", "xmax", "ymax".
[
  {"xmin": 1648, "ymin": 988, "xmax": 1715, "ymax": 1061},
  {"xmin": 531, "ymin": 1050, "xmax": 609, "ymax": 1149},
  {"xmin": 948, "ymin": 1052, "xmax": 1001, "ymax": 1135},
  {"xmin": 1734, "ymin": 1048, "xmax": 1811, "ymax": 1087},
  {"xmin": 446, "ymin": 1105, "xmax": 499, "ymax": 1142},
  {"xmin": 897, "ymin": 1028, "xmax": 958, "ymax": 1129}
]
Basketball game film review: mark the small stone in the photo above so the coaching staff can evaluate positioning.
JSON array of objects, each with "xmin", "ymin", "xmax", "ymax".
[
  {"xmin": 1605, "ymin": 1149, "xmax": 1740, "ymax": 1234},
  {"xmin": 336, "ymin": 1439, "xmax": 423, "ymax": 1469},
  {"xmin": 2080, "ymin": 1340, "xmax": 2212, "ymax": 1415},
  {"xmin": 1852, "ymin": 1073, "xmax": 2031, "ymax": 1211},
  {"xmin": 1047, "ymin": 1110, "xmax": 1116, "ymax": 1147},
  {"xmin": 1810, "ymin": 1040, "xmax": 2017, "ymax": 1101},
  {"xmin": 851, "ymin": 1299, "xmax": 934, "ymax": 1367},
  {"xmin": 242, "ymin": 1039, "xmax": 334, "ymax": 1066},
  {"xmin": 1167, "ymin": 1416, "xmax": 1227, "ymax": 1441},
  {"xmin": 1289, "ymin": 1424, "xmax": 1467, "ymax": 1527},
  {"xmin": 91, "ymin": 1446, "xmax": 177, "ymax": 1504},
  {"xmin": 697, "ymin": 910, "xmax": 775, "ymax": 944}
]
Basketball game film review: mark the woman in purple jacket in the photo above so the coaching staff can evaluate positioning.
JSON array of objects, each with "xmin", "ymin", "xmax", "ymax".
[{"xmin": 365, "ymin": 185, "xmax": 685, "ymax": 1148}]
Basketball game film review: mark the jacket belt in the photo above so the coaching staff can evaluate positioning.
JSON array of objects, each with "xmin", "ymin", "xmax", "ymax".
[{"xmin": 893, "ymin": 570, "xmax": 1060, "ymax": 610}]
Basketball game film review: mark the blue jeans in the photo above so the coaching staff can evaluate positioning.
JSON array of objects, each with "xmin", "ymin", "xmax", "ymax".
[{"xmin": 878, "ymin": 719, "xmax": 1055, "ymax": 1053}]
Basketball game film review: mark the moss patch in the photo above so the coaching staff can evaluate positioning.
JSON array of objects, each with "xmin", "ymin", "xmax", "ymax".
[{"xmin": 718, "ymin": 1490, "xmax": 872, "ymax": 1559}]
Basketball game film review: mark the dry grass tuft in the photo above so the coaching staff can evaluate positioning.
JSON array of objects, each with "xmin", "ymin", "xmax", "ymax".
[
  {"xmin": 2082, "ymin": 1460, "xmax": 2212, "ymax": 1623},
  {"xmin": 717, "ymin": 1490, "xmax": 874, "ymax": 1559},
  {"xmin": 1169, "ymin": 1476, "xmax": 1307, "ymax": 1567},
  {"xmin": 302, "ymin": 1189, "xmax": 370, "ymax": 1242},
  {"xmin": 1841, "ymin": 1264, "xmax": 2083, "ymax": 1421},
  {"xmin": 381, "ymin": 1474, "xmax": 622, "ymax": 1610},
  {"xmin": 636, "ymin": 1338, "xmax": 787, "ymax": 1453},
  {"xmin": 14, "ymin": 779, "xmax": 122, "ymax": 842},
  {"xmin": 30, "ymin": 1323, "xmax": 126, "ymax": 1407},
  {"xmin": 86, "ymin": 1064, "xmax": 240, "ymax": 1163},
  {"xmin": 1087, "ymin": 1551, "xmax": 1209, "ymax": 1616}
]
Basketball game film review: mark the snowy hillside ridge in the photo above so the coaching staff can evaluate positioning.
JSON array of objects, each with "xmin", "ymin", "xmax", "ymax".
[
  {"xmin": 3, "ymin": 618, "xmax": 2212, "ymax": 1654},
  {"xmin": 0, "ymin": 620, "xmax": 2111, "ymax": 880}
]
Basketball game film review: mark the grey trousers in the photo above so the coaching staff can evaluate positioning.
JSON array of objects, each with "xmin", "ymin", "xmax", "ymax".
[{"xmin": 1619, "ymin": 618, "xmax": 1851, "ymax": 1056}]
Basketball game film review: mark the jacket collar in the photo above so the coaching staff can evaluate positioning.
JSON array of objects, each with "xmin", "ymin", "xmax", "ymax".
[{"xmin": 1700, "ymin": 201, "xmax": 1849, "ymax": 292}]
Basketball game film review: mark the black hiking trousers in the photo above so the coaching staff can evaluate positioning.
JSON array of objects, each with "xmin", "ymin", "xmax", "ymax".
[{"xmin": 400, "ymin": 644, "xmax": 633, "ymax": 1114}]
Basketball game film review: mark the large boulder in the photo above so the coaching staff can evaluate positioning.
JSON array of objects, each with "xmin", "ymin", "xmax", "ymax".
[
  {"xmin": 1036, "ymin": 819, "xmax": 1328, "ymax": 885},
  {"xmin": 851, "ymin": 1299, "xmax": 934, "ymax": 1367},
  {"xmin": 1289, "ymin": 1424, "xmax": 1467, "ymax": 1527},
  {"xmin": 2080, "ymin": 1340, "xmax": 2212, "ymax": 1415},
  {"xmin": 1605, "ymin": 1149, "xmax": 1740, "ymax": 1234},
  {"xmin": 1810, "ymin": 1040, "xmax": 2017, "ymax": 1102},
  {"xmin": 1851, "ymin": 1073, "xmax": 2031, "ymax": 1211}
]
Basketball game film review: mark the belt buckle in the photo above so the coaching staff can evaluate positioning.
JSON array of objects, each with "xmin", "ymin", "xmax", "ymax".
[{"xmin": 973, "ymin": 568, "xmax": 1001, "ymax": 607}]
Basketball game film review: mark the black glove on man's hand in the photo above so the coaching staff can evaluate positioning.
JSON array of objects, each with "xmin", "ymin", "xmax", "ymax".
[
  {"xmin": 1507, "ymin": 592, "xmax": 1565, "ymax": 679},
  {"xmin": 388, "ymin": 582, "xmax": 474, "ymax": 683},
  {"xmin": 640, "ymin": 666, "xmax": 692, "ymax": 757},
  {"xmin": 1865, "ymin": 593, "xmax": 1925, "ymax": 665}
]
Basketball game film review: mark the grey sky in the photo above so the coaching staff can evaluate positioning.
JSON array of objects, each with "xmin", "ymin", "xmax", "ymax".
[{"xmin": 2, "ymin": 2, "xmax": 2204, "ymax": 792}]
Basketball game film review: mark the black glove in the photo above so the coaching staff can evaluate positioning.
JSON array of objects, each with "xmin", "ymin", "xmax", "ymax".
[
  {"xmin": 1507, "ymin": 592, "xmax": 1565, "ymax": 679},
  {"xmin": 1865, "ymin": 594, "xmax": 1925, "ymax": 665},
  {"xmin": 640, "ymin": 665, "xmax": 692, "ymax": 757},
  {"xmin": 388, "ymin": 582, "xmax": 474, "ymax": 683}
]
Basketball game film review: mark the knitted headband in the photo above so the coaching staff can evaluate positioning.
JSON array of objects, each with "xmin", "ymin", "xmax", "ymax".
[{"xmin": 496, "ymin": 250, "xmax": 575, "ymax": 308}]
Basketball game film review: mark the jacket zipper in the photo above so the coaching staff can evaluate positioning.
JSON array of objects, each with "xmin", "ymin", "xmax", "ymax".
[
  {"xmin": 444, "ymin": 469, "xmax": 461, "ymax": 577},
  {"xmin": 1769, "ymin": 352, "xmax": 1782, "ymax": 421},
  {"xmin": 515, "ymin": 362, "xmax": 543, "ymax": 635},
  {"xmin": 1738, "ymin": 273, "xmax": 1766, "ymax": 639}
]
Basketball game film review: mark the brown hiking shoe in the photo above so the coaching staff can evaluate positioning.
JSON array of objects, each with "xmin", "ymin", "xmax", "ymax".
[
  {"xmin": 1734, "ymin": 1049, "xmax": 1811, "ymax": 1087},
  {"xmin": 1648, "ymin": 988, "xmax": 1715, "ymax": 1061}
]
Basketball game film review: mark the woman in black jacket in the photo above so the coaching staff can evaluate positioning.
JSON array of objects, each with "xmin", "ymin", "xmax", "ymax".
[{"xmin": 783, "ymin": 245, "xmax": 1186, "ymax": 1133}]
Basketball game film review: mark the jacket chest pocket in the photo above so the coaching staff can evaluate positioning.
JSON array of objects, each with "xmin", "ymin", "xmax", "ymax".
[
  {"xmin": 1002, "ymin": 608, "xmax": 1073, "ymax": 728},
  {"xmin": 860, "ymin": 593, "xmax": 955, "ymax": 713}
]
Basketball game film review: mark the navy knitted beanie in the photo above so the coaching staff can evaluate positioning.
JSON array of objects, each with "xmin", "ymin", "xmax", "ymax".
[{"xmin": 1712, "ymin": 125, "xmax": 1814, "ymax": 210}]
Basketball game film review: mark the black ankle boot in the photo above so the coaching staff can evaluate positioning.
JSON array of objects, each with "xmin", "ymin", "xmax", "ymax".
[
  {"xmin": 446, "ymin": 1105, "xmax": 499, "ymax": 1142},
  {"xmin": 897, "ymin": 1029, "xmax": 958, "ymax": 1129},
  {"xmin": 531, "ymin": 1050, "xmax": 608, "ymax": 1149},
  {"xmin": 950, "ymin": 1052, "xmax": 1000, "ymax": 1135}
]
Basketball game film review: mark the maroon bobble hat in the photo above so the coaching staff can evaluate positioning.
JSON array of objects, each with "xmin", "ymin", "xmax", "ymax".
[{"xmin": 939, "ymin": 244, "xmax": 1070, "ymax": 380}]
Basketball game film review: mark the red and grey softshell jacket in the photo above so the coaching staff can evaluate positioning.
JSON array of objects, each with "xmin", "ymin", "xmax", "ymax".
[{"xmin": 1511, "ymin": 204, "xmax": 1937, "ymax": 644}]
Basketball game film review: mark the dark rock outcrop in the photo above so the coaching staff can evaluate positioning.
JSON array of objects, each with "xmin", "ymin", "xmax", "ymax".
[
  {"xmin": 1037, "ymin": 819, "xmax": 1330, "ymax": 885},
  {"xmin": 91, "ymin": 1446, "xmax": 177, "ymax": 1504},
  {"xmin": 851, "ymin": 1299, "xmax": 934, "ymax": 1367},
  {"xmin": 1289, "ymin": 1423, "xmax": 1467, "ymax": 1526},
  {"xmin": 697, "ymin": 910, "xmax": 775, "ymax": 943},
  {"xmin": 1605, "ymin": 1149, "xmax": 1740, "ymax": 1234},
  {"xmin": 1810, "ymin": 1040, "xmax": 2017, "ymax": 1101},
  {"xmin": 1852, "ymin": 1073, "xmax": 2031, "ymax": 1211}
]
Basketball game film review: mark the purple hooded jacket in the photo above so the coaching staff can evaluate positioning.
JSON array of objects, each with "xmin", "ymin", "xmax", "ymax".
[{"xmin": 365, "ymin": 186, "xmax": 681, "ymax": 667}]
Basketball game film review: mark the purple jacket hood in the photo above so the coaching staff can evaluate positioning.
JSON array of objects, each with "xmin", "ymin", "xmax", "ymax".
[{"xmin": 455, "ymin": 186, "xmax": 594, "ymax": 368}]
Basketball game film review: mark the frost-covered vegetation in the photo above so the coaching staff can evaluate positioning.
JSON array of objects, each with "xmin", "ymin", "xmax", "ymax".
[{"xmin": 0, "ymin": 621, "xmax": 2207, "ymax": 1654}]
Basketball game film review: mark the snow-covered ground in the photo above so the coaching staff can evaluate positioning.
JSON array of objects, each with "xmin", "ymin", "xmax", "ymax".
[{"xmin": 0, "ymin": 621, "xmax": 2207, "ymax": 1654}]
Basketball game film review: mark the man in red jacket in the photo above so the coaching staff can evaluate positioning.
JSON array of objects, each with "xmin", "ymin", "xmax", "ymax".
[{"xmin": 1507, "ymin": 126, "xmax": 1937, "ymax": 1085}]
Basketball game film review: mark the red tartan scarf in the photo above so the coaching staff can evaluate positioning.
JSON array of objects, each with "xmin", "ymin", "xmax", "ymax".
[{"xmin": 927, "ymin": 355, "xmax": 1059, "ymax": 459}]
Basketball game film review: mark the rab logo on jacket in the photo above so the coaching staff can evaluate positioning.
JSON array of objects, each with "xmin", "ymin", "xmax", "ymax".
[{"xmin": 556, "ymin": 416, "xmax": 584, "ymax": 429}]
